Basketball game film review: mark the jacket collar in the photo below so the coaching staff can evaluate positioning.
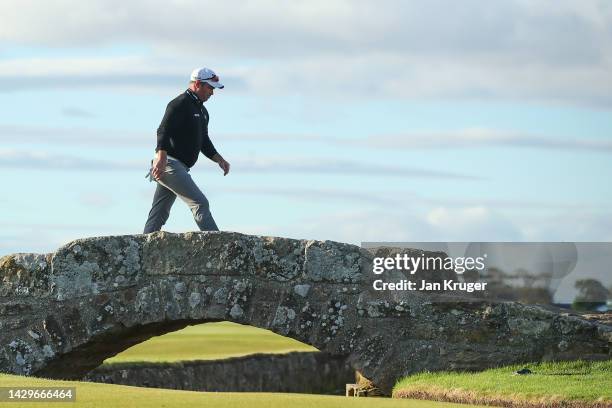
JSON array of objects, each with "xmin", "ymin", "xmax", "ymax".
[{"xmin": 185, "ymin": 88, "xmax": 203, "ymax": 104}]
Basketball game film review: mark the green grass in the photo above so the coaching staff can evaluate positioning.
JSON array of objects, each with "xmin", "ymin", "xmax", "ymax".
[
  {"xmin": 0, "ymin": 373, "xmax": 486, "ymax": 408},
  {"xmin": 0, "ymin": 321, "xmax": 490, "ymax": 407},
  {"xmin": 393, "ymin": 360, "xmax": 612, "ymax": 407},
  {"xmin": 5, "ymin": 322, "xmax": 604, "ymax": 407},
  {"xmin": 104, "ymin": 321, "xmax": 318, "ymax": 364}
]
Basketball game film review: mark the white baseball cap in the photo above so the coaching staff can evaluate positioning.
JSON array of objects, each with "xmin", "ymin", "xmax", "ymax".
[{"xmin": 190, "ymin": 67, "xmax": 224, "ymax": 89}]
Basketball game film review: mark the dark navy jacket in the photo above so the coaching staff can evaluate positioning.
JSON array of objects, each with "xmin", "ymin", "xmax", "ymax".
[{"xmin": 155, "ymin": 89, "xmax": 218, "ymax": 168}]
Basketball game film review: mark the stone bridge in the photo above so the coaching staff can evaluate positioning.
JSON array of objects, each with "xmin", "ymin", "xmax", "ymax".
[{"xmin": 0, "ymin": 232, "xmax": 610, "ymax": 394}]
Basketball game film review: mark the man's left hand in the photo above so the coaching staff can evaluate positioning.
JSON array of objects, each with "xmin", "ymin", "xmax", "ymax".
[{"xmin": 215, "ymin": 156, "xmax": 230, "ymax": 176}]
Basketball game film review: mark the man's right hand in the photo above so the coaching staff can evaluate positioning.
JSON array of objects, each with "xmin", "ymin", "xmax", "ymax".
[{"xmin": 151, "ymin": 150, "xmax": 168, "ymax": 180}]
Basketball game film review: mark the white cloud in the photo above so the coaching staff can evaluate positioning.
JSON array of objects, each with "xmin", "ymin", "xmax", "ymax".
[
  {"xmin": 425, "ymin": 206, "xmax": 524, "ymax": 241},
  {"xmin": 267, "ymin": 205, "xmax": 526, "ymax": 245},
  {"xmin": 1, "ymin": 52, "xmax": 610, "ymax": 107},
  {"xmin": 2, "ymin": 1, "xmax": 609, "ymax": 61},
  {"xmin": 3, "ymin": 123, "xmax": 611, "ymax": 154},
  {"xmin": 284, "ymin": 204, "xmax": 612, "ymax": 244},
  {"xmin": 520, "ymin": 212, "xmax": 612, "ymax": 241},
  {"xmin": 230, "ymin": 156, "xmax": 480, "ymax": 179},
  {"xmin": 0, "ymin": 55, "xmax": 188, "ymax": 93},
  {"xmin": 0, "ymin": 148, "xmax": 141, "ymax": 170},
  {"xmin": 0, "ymin": 1, "xmax": 610, "ymax": 106},
  {"xmin": 275, "ymin": 210, "xmax": 435, "ymax": 244},
  {"xmin": 1, "ymin": 203, "xmax": 609, "ymax": 258},
  {"xmin": 217, "ymin": 185, "xmax": 604, "ymax": 212},
  {"xmin": 218, "ymin": 186, "xmax": 399, "ymax": 206},
  {"xmin": 0, "ymin": 148, "xmax": 478, "ymax": 179},
  {"xmin": 347, "ymin": 128, "xmax": 612, "ymax": 152},
  {"xmin": 0, "ymin": 124, "xmax": 149, "ymax": 145},
  {"xmin": 0, "ymin": 221, "xmax": 130, "ymax": 256}
]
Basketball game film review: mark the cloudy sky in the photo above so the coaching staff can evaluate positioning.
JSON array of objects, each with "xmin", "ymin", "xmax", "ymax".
[{"xmin": 1, "ymin": 1, "xmax": 611, "ymax": 269}]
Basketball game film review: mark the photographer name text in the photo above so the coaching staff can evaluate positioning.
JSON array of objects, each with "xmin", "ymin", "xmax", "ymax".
[
  {"xmin": 372, "ymin": 279, "xmax": 487, "ymax": 292},
  {"xmin": 372, "ymin": 253, "xmax": 488, "ymax": 293}
]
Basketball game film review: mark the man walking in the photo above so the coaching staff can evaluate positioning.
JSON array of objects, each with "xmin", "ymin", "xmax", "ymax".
[{"xmin": 143, "ymin": 67, "xmax": 230, "ymax": 233}]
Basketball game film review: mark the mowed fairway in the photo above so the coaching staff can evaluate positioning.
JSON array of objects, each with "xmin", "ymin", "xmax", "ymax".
[
  {"xmin": 0, "ymin": 373, "xmax": 487, "ymax": 408},
  {"xmin": 0, "ymin": 321, "xmax": 488, "ymax": 407},
  {"xmin": 104, "ymin": 321, "xmax": 318, "ymax": 363}
]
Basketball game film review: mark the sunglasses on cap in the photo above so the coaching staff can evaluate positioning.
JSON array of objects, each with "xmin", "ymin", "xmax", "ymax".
[{"xmin": 198, "ymin": 75, "xmax": 220, "ymax": 82}]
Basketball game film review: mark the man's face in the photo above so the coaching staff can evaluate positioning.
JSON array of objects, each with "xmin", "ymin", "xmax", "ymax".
[{"xmin": 195, "ymin": 81, "xmax": 214, "ymax": 101}]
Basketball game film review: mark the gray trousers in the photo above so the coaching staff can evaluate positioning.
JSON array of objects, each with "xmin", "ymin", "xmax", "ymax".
[{"xmin": 143, "ymin": 157, "xmax": 219, "ymax": 233}]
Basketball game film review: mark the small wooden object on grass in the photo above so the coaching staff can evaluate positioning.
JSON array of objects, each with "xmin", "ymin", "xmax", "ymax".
[{"xmin": 345, "ymin": 372, "xmax": 383, "ymax": 397}]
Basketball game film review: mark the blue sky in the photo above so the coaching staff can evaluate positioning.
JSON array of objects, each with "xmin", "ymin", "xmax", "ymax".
[{"xmin": 1, "ymin": 0, "xmax": 611, "ymax": 270}]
